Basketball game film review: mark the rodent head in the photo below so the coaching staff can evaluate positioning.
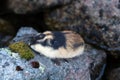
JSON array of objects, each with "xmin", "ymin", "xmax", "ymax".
[{"xmin": 30, "ymin": 31, "xmax": 66, "ymax": 50}]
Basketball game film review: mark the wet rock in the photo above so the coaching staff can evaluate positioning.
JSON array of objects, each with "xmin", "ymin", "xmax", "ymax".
[
  {"xmin": 8, "ymin": 0, "xmax": 72, "ymax": 14},
  {"xmin": 2, "ymin": 27, "xmax": 106, "ymax": 80},
  {"xmin": 45, "ymin": 0, "xmax": 120, "ymax": 57},
  {"xmin": 107, "ymin": 68, "xmax": 120, "ymax": 80}
]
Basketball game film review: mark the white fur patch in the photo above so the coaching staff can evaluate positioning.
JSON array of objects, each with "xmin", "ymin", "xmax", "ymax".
[
  {"xmin": 31, "ymin": 44, "xmax": 60, "ymax": 58},
  {"xmin": 30, "ymin": 44, "xmax": 84, "ymax": 58}
]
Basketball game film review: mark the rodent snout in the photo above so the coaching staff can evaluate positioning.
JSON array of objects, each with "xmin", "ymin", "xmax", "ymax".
[{"xmin": 29, "ymin": 33, "xmax": 45, "ymax": 45}]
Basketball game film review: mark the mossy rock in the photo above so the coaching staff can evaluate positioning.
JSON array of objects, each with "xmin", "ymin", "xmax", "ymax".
[{"xmin": 9, "ymin": 41, "xmax": 34, "ymax": 60}]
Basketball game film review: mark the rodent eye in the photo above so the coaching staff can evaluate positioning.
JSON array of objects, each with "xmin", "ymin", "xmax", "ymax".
[
  {"xmin": 33, "ymin": 33, "xmax": 45, "ymax": 41},
  {"xmin": 39, "ymin": 34, "xmax": 45, "ymax": 39}
]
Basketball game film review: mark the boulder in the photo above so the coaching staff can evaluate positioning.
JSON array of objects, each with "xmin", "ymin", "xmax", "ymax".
[
  {"xmin": 0, "ymin": 27, "xmax": 106, "ymax": 80},
  {"xmin": 7, "ymin": 0, "xmax": 72, "ymax": 14},
  {"xmin": 45, "ymin": 0, "xmax": 120, "ymax": 57}
]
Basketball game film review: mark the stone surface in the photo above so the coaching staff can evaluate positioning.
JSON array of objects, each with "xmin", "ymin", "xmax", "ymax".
[
  {"xmin": 45, "ymin": 0, "xmax": 85, "ymax": 29},
  {"xmin": 107, "ymin": 68, "xmax": 120, "ymax": 80},
  {"xmin": 45, "ymin": 0, "xmax": 120, "ymax": 30},
  {"xmin": 10, "ymin": 27, "xmax": 38, "ymax": 44},
  {"xmin": 0, "ymin": 46, "xmax": 106, "ymax": 80},
  {"xmin": 8, "ymin": 0, "xmax": 72, "ymax": 14},
  {"xmin": 45, "ymin": 0, "xmax": 120, "ymax": 56},
  {"xmin": 1, "ymin": 27, "xmax": 106, "ymax": 80}
]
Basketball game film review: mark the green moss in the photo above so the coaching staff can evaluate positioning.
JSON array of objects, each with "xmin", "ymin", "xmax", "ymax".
[{"xmin": 9, "ymin": 41, "xmax": 34, "ymax": 60}]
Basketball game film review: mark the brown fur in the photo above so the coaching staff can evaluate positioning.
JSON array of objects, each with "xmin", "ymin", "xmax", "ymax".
[
  {"xmin": 31, "ymin": 30, "xmax": 85, "ymax": 58},
  {"xmin": 62, "ymin": 31, "xmax": 84, "ymax": 50}
]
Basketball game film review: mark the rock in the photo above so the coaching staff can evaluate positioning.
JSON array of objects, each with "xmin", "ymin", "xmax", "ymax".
[
  {"xmin": 81, "ymin": 0, "xmax": 120, "ymax": 53},
  {"xmin": 0, "ymin": 45, "xmax": 106, "ymax": 80},
  {"xmin": 0, "ymin": 48, "xmax": 48, "ymax": 80},
  {"xmin": 10, "ymin": 27, "xmax": 38, "ymax": 44},
  {"xmin": 1, "ymin": 27, "xmax": 106, "ymax": 80},
  {"xmin": 107, "ymin": 68, "xmax": 120, "ymax": 80},
  {"xmin": 45, "ymin": 0, "xmax": 86, "ymax": 30},
  {"xmin": 45, "ymin": 0, "xmax": 120, "ymax": 57},
  {"xmin": 81, "ymin": 0, "xmax": 120, "ymax": 25},
  {"xmin": 8, "ymin": 0, "xmax": 72, "ymax": 14}
]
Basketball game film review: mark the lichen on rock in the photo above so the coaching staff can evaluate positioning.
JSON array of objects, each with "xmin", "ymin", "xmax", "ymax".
[{"xmin": 9, "ymin": 41, "xmax": 34, "ymax": 60}]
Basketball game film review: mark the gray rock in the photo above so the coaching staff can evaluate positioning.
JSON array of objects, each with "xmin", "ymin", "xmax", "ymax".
[
  {"xmin": 15, "ymin": 27, "xmax": 38, "ymax": 37},
  {"xmin": 0, "ymin": 48, "xmax": 48, "ymax": 80},
  {"xmin": 45, "ymin": 0, "xmax": 120, "ymax": 30},
  {"xmin": 8, "ymin": 0, "xmax": 72, "ymax": 14},
  {"xmin": 45, "ymin": 0, "xmax": 85, "ymax": 29},
  {"xmin": 1, "ymin": 27, "xmax": 106, "ymax": 80},
  {"xmin": 10, "ymin": 27, "xmax": 38, "ymax": 44},
  {"xmin": 0, "ymin": 46, "xmax": 106, "ymax": 80},
  {"xmin": 45, "ymin": 0, "xmax": 120, "ymax": 56}
]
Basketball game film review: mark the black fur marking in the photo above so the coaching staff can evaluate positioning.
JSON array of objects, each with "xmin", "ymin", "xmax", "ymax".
[
  {"xmin": 30, "ymin": 33, "xmax": 45, "ymax": 45},
  {"xmin": 51, "ymin": 31, "xmax": 66, "ymax": 49},
  {"xmin": 39, "ymin": 31, "xmax": 66, "ymax": 49}
]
